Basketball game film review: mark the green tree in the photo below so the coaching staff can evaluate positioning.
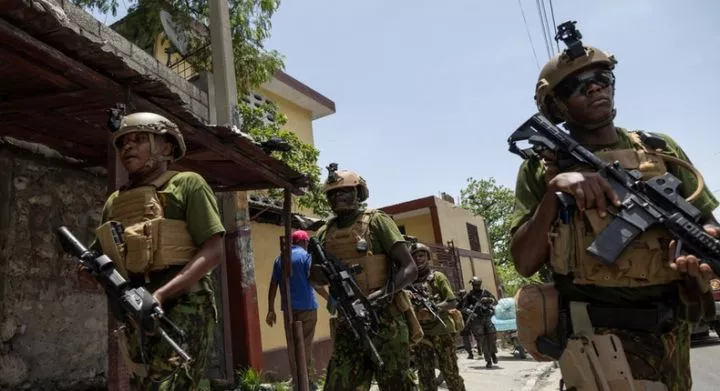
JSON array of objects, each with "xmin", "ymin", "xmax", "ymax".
[
  {"xmin": 240, "ymin": 102, "xmax": 331, "ymax": 217},
  {"xmin": 79, "ymin": 0, "xmax": 332, "ymax": 216},
  {"xmin": 73, "ymin": 0, "xmax": 284, "ymax": 95},
  {"xmin": 459, "ymin": 177, "xmax": 543, "ymax": 296}
]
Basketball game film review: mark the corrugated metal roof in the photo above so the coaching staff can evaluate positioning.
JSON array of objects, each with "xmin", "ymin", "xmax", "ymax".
[{"xmin": 0, "ymin": 0, "xmax": 308, "ymax": 193}]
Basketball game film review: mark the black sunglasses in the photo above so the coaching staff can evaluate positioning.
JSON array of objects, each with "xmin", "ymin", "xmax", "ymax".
[{"xmin": 554, "ymin": 69, "xmax": 615, "ymax": 99}]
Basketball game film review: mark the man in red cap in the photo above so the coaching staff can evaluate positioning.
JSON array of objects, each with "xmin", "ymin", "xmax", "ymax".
[{"xmin": 266, "ymin": 229, "xmax": 329, "ymax": 387}]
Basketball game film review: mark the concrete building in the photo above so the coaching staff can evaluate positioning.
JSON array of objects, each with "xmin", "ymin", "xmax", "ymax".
[{"xmin": 380, "ymin": 195, "xmax": 500, "ymax": 296}]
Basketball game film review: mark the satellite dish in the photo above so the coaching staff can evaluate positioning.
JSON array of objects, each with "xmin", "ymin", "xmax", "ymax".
[{"xmin": 159, "ymin": 10, "xmax": 189, "ymax": 57}]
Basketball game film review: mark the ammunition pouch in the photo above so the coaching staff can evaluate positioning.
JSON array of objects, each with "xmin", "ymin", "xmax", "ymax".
[
  {"xmin": 515, "ymin": 283, "xmax": 560, "ymax": 361},
  {"xmin": 97, "ymin": 218, "xmax": 197, "ymax": 275},
  {"xmin": 395, "ymin": 290, "xmax": 424, "ymax": 345},
  {"xmin": 516, "ymin": 283, "xmax": 677, "ymax": 363},
  {"xmin": 347, "ymin": 254, "xmax": 389, "ymax": 296},
  {"xmin": 448, "ymin": 308, "xmax": 465, "ymax": 333}
]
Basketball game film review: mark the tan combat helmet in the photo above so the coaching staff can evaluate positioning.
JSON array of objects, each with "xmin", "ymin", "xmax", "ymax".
[
  {"xmin": 112, "ymin": 112, "xmax": 187, "ymax": 162},
  {"xmin": 322, "ymin": 163, "xmax": 369, "ymax": 202},
  {"xmin": 411, "ymin": 243, "xmax": 432, "ymax": 257},
  {"xmin": 535, "ymin": 21, "xmax": 618, "ymax": 125}
]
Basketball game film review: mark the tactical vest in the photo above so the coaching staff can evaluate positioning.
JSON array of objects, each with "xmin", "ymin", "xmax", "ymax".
[
  {"xmin": 323, "ymin": 209, "xmax": 389, "ymax": 295},
  {"xmin": 547, "ymin": 131, "xmax": 682, "ymax": 288},
  {"xmin": 95, "ymin": 171, "xmax": 198, "ymax": 278}
]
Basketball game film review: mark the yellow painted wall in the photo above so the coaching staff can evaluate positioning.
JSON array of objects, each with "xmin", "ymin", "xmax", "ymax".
[
  {"xmin": 459, "ymin": 256, "xmax": 473, "ymax": 291},
  {"xmin": 434, "ymin": 198, "xmax": 489, "ymax": 252},
  {"xmin": 258, "ymin": 89, "xmax": 315, "ymax": 146},
  {"xmin": 252, "ymin": 222, "xmax": 332, "ymax": 351},
  {"xmin": 471, "ymin": 259, "xmax": 498, "ymax": 298},
  {"xmin": 392, "ymin": 212, "xmax": 435, "ymax": 244}
]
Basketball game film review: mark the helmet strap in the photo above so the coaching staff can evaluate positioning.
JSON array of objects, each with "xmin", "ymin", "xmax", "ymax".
[{"xmin": 138, "ymin": 133, "xmax": 172, "ymax": 170}]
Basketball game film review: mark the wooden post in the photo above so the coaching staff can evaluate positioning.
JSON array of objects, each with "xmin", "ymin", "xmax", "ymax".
[
  {"xmin": 279, "ymin": 234, "xmax": 297, "ymax": 383},
  {"xmin": 280, "ymin": 188, "xmax": 309, "ymax": 390},
  {"xmin": 107, "ymin": 138, "xmax": 128, "ymax": 391},
  {"xmin": 293, "ymin": 321, "xmax": 310, "ymax": 391},
  {"xmin": 223, "ymin": 191, "xmax": 265, "ymax": 371}
]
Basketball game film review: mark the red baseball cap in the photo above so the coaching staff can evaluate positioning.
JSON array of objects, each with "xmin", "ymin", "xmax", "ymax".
[{"xmin": 291, "ymin": 230, "xmax": 310, "ymax": 244}]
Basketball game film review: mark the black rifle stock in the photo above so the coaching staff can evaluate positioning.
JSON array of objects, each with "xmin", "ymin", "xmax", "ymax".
[
  {"xmin": 56, "ymin": 226, "xmax": 192, "ymax": 364},
  {"xmin": 508, "ymin": 113, "xmax": 720, "ymax": 274},
  {"xmin": 407, "ymin": 285, "xmax": 447, "ymax": 328},
  {"xmin": 307, "ymin": 237, "xmax": 384, "ymax": 367}
]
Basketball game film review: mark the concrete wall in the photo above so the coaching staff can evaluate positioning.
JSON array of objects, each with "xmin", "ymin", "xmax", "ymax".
[
  {"xmin": 0, "ymin": 144, "xmax": 108, "ymax": 390},
  {"xmin": 459, "ymin": 256, "xmax": 498, "ymax": 298},
  {"xmin": 392, "ymin": 211, "xmax": 435, "ymax": 244},
  {"xmin": 434, "ymin": 198, "xmax": 490, "ymax": 252},
  {"xmin": 259, "ymin": 89, "xmax": 315, "ymax": 146}
]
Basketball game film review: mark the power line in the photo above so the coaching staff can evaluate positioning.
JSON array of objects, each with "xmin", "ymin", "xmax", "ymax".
[
  {"xmin": 539, "ymin": 0, "xmax": 555, "ymax": 56},
  {"xmin": 517, "ymin": 0, "xmax": 541, "ymax": 69},
  {"xmin": 535, "ymin": 0, "xmax": 552, "ymax": 59},
  {"xmin": 548, "ymin": 0, "xmax": 560, "ymax": 53}
]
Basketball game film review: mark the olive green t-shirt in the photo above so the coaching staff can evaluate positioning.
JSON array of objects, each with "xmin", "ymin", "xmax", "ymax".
[
  {"xmin": 417, "ymin": 271, "xmax": 457, "ymax": 336},
  {"xmin": 98, "ymin": 171, "xmax": 226, "ymax": 291},
  {"xmin": 314, "ymin": 209, "xmax": 406, "ymax": 256},
  {"xmin": 510, "ymin": 128, "xmax": 719, "ymax": 305}
]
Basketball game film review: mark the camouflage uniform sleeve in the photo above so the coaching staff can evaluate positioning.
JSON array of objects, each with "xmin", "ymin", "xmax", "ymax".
[
  {"xmin": 369, "ymin": 211, "xmax": 406, "ymax": 254},
  {"xmin": 510, "ymin": 158, "xmax": 548, "ymax": 235},
  {"xmin": 432, "ymin": 272, "xmax": 455, "ymax": 301},
  {"xmin": 656, "ymin": 133, "xmax": 719, "ymax": 218},
  {"xmin": 181, "ymin": 172, "xmax": 226, "ymax": 247}
]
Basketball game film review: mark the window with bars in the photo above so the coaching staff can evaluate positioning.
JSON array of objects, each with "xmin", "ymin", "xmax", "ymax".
[{"xmin": 466, "ymin": 223, "xmax": 481, "ymax": 252}]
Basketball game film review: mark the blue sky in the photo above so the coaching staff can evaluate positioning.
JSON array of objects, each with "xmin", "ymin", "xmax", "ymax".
[{"xmin": 92, "ymin": 1, "xmax": 720, "ymax": 212}]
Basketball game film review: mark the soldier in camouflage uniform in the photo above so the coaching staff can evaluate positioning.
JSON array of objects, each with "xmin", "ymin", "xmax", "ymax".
[
  {"xmin": 310, "ymin": 164, "xmax": 419, "ymax": 391},
  {"xmin": 458, "ymin": 277, "xmax": 497, "ymax": 368},
  {"xmin": 456, "ymin": 289, "xmax": 482, "ymax": 359},
  {"xmin": 87, "ymin": 112, "xmax": 224, "ymax": 390},
  {"xmin": 409, "ymin": 243, "xmax": 466, "ymax": 391},
  {"xmin": 510, "ymin": 22, "xmax": 719, "ymax": 390}
]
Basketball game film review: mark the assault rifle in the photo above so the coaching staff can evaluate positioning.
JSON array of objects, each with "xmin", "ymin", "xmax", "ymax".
[
  {"xmin": 461, "ymin": 302, "xmax": 481, "ymax": 331},
  {"xmin": 307, "ymin": 237, "xmax": 384, "ymax": 367},
  {"xmin": 508, "ymin": 113, "xmax": 720, "ymax": 274},
  {"xmin": 56, "ymin": 226, "xmax": 192, "ymax": 365},
  {"xmin": 407, "ymin": 285, "xmax": 447, "ymax": 328}
]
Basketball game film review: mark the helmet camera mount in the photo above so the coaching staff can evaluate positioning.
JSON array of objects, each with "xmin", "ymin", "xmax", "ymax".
[
  {"xmin": 326, "ymin": 162, "xmax": 340, "ymax": 184},
  {"xmin": 107, "ymin": 103, "xmax": 127, "ymax": 133},
  {"xmin": 555, "ymin": 21, "xmax": 585, "ymax": 60}
]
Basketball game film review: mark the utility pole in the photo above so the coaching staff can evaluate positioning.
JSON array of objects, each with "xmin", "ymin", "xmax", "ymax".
[
  {"xmin": 208, "ymin": 1, "xmax": 247, "ymax": 385},
  {"xmin": 209, "ymin": 0, "xmax": 238, "ymax": 126}
]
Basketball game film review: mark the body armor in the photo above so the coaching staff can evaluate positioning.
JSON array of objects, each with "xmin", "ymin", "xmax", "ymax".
[
  {"xmin": 547, "ymin": 131, "xmax": 682, "ymax": 288},
  {"xmin": 96, "ymin": 171, "xmax": 197, "ymax": 278},
  {"xmin": 323, "ymin": 209, "xmax": 424, "ymax": 344},
  {"xmin": 323, "ymin": 209, "xmax": 389, "ymax": 295}
]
